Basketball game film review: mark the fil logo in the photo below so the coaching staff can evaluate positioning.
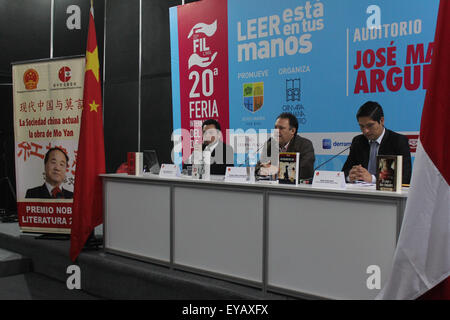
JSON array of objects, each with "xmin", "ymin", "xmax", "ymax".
[
  {"xmin": 322, "ymin": 139, "xmax": 332, "ymax": 150},
  {"xmin": 286, "ymin": 78, "xmax": 301, "ymax": 102},
  {"xmin": 187, "ymin": 20, "xmax": 218, "ymax": 69},
  {"xmin": 243, "ymin": 82, "xmax": 264, "ymax": 113}
]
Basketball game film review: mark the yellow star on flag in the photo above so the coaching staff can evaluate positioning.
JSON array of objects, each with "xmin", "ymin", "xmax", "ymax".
[
  {"xmin": 86, "ymin": 46, "xmax": 100, "ymax": 83},
  {"xmin": 89, "ymin": 100, "xmax": 99, "ymax": 112}
]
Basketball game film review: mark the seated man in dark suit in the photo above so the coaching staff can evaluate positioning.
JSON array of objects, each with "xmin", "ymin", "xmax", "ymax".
[
  {"xmin": 256, "ymin": 112, "xmax": 315, "ymax": 180},
  {"xmin": 184, "ymin": 119, "xmax": 234, "ymax": 175},
  {"xmin": 25, "ymin": 147, "xmax": 73, "ymax": 199},
  {"xmin": 342, "ymin": 101, "xmax": 412, "ymax": 184}
]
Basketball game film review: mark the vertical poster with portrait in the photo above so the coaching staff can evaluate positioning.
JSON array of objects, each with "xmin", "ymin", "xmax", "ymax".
[{"xmin": 12, "ymin": 57, "xmax": 85, "ymax": 234}]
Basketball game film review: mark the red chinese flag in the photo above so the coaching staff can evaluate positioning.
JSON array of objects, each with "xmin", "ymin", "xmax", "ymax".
[{"xmin": 70, "ymin": 5, "xmax": 105, "ymax": 261}]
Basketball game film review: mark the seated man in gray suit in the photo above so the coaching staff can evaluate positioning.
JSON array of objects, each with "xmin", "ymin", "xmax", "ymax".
[
  {"xmin": 257, "ymin": 112, "xmax": 315, "ymax": 180},
  {"xmin": 25, "ymin": 147, "xmax": 73, "ymax": 199}
]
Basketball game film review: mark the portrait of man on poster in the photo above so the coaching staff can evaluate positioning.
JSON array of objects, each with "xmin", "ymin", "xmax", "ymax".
[{"xmin": 25, "ymin": 147, "xmax": 73, "ymax": 199}]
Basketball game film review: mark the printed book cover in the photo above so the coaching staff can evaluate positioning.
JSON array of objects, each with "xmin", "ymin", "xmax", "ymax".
[
  {"xmin": 376, "ymin": 155, "xmax": 402, "ymax": 192},
  {"xmin": 278, "ymin": 152, "xmax": 299, "ymax": 185}
]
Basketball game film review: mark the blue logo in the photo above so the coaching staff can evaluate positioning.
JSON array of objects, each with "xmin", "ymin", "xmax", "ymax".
[
  {"xmin": 286, "ymin": 78, "xmax": 301, "ymax": 102},
  {"xmin": 322, "ymin": 139, "xmax": 332, "ymax": 149}
]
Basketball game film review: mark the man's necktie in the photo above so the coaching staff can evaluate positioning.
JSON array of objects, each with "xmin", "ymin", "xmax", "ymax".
[
  {"xmin": 51, "ymin": 187, "xmax": 62, "ymax": 198},
  {"xmin": 368, "ymin": 141, "xmax": 379, "ymax": 175}
]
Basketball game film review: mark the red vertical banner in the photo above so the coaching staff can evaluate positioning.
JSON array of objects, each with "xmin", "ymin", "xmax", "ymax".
[
  {"xmin": 70, "ymin": 4, "xmax": 105, "ymax": 261},
  {"xmin": 177, "ymin": 0, "xmax": 230, "ymax": 160}
]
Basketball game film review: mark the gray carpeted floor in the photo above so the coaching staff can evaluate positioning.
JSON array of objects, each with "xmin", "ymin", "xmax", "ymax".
[
  {"xmin": 0, "ymin": 272, "xmax": 100, "ymax": 300},
  {"xmin": 0, "ymin": 221, "xmax": 297, "ymax": 300}
]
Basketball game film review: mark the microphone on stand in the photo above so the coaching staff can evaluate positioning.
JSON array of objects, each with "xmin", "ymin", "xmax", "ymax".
[
  {"xmin": 314, "ymin": 145, "xmax": 351, "ymax": 172},
  {"xmin": 237, "ymin": 137, "xmax": 269, "ymax": 167}
]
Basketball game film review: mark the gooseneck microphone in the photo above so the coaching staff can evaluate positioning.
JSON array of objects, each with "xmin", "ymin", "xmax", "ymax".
[
  {"xmin": 237, "ymin": 137, "xmax": 270, "ymax": 167},
  {"xmin": 313, "ymin": 145, "xmax": 351, "ymax": 171}
]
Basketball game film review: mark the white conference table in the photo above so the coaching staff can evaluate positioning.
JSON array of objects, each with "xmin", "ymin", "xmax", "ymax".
[{"xmin": 101, "ymin": 173, "xmax": 408, "ymax": 300}]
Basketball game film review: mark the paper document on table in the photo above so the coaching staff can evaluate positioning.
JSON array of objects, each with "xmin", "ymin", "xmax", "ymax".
[{"xmin": 346, "ymin": 181, "xmax": 376, "ymax": 189}]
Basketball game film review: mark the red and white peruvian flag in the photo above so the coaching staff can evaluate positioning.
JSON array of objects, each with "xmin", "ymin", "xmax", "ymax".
[{"xmin": 377, "ymin": 0, "xmax": 450, "ymax": 300}]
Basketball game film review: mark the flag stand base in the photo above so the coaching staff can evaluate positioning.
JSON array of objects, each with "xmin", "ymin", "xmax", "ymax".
[
  {"xmin": 83, "ymin": 232, "xmax": 103, "ymax": 251},
  {"xmin": 35, "ymin": 234, "xmax": 70, "ymax": 240}
]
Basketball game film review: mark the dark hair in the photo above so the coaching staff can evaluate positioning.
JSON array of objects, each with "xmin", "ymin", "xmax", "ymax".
[
  {"xmin": 277, "ymin": 112, "xmax": 299, "ymax": 135},
  {"xmin": 44, "ymin": 147, "xmax": 69, "ymax": 164},
  {"xmin": 356, "ymin": 101, "xmax": 384, "ymax": 123},
  {"xmin": 202, "ymin": 119, "xmax": 221, "ymax": 132}
]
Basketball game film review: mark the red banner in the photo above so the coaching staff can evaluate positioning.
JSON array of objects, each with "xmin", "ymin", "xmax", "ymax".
[
  {"xmin": 17, "ymin": 202, "xmax": 73, "ymax": 231},
  {"xmin": 177, "ymin": 0, "xmax": 230, "ymax": 160}
]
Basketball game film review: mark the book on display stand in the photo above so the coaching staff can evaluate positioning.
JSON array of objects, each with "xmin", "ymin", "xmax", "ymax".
[
  {"xmin": 278, "ymin": 152, "xmax": 299, "ymax": 185},
  {"xmin": 376, "ymin": 155, "xmax": 402, "ymax": 192}
]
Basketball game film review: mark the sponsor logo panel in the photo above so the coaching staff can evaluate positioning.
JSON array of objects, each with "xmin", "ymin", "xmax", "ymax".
[{"xmin": 303, "ymin": 132, "xmax": 419, "ymax": 156}]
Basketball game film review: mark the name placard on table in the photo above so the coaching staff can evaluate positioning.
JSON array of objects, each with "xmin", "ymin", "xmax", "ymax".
[
  {"xmin": 312, "ymin": 170, "xmax": 346, "ymax": 189},
  {"xmin": 159, "ymin": 164, "xmax": 181, "ymax": 178},
  {"xmin": 225, "ymin": 167, "xmax": 248, "ymax": 183}
]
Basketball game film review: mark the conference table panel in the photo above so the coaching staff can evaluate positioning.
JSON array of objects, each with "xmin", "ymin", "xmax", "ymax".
[
  {"xmin": 173, "ymin": 186, "xmax": 263, "ymax": 284},
  {"xmin": 101, "ymin": 173, "xmax": 407, "ymax": 299},
  {"xmin": 267, "ymin": 192, "xmax": 398, "ymax": 299},
  {"xmin": 104, "ymin": 179, "xmax": 171, "ymax": 263}
]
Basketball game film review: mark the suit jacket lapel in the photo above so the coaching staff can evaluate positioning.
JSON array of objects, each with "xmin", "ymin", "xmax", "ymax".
[
  {"xmin": 42, "ymin": 183, "xmax": 52, "ymax": 198},
  {"xmin": 286, "ymin": 136, "xmax": 297, "ymax": 153}
]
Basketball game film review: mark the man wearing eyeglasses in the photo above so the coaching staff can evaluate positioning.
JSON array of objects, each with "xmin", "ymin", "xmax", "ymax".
[{"xmin": 342, "ymin": 101, "xmax": 412, "ymax": 184}]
